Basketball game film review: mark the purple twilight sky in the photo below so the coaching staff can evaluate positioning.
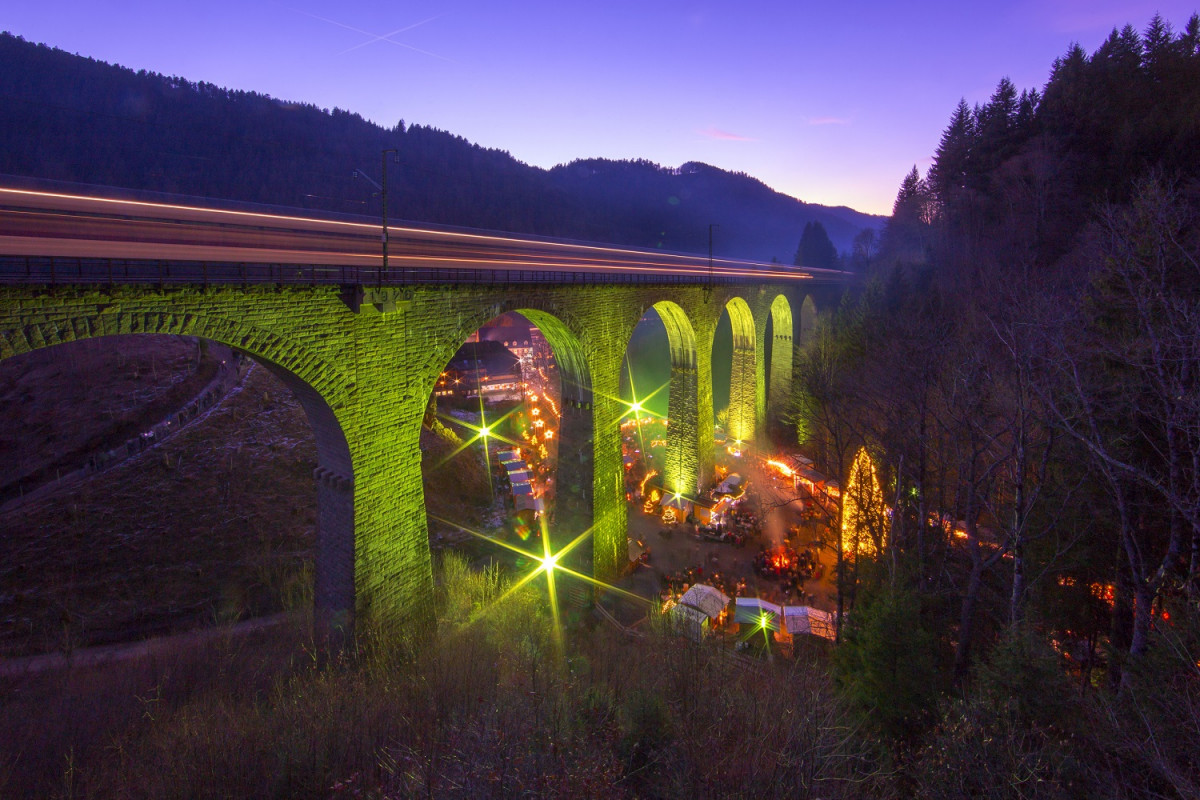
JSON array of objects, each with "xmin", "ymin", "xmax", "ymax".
[{"xmin": 6, "ymin": 1, "xmax": 1197, "ymax": 216}]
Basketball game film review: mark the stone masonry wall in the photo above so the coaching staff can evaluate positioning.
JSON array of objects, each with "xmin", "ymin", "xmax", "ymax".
[{"xmin": 0, "ymin": 282, "xmax": 827, "ymax": 636}]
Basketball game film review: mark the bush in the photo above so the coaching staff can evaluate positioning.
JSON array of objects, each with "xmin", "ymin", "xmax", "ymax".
[
  {"xmin": 836, "ymin": 584, "xmax": 940, "ymax": 745},
  {"xmin": 908, "ymin": 628, "xmax": 1093, "ymax": 799}
]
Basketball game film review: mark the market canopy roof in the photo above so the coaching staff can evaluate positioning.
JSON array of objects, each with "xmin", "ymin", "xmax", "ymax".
[
  {"xmin": 668, "ymin": 603, "xmax": 709, "ymax": 642},
  {"xmin": 794, "ymin": 466, "xmax": 828, "ymax": 485},
  {"xmin": 679, "ymin": 584, "xmax": 730, "ymax": 619},
  {"xmin": 782, "ymin": 606, "xmax": 836, "ymax": 639},
  {"xmin": 735, "ymin": 597, "xmax": 781, "ymax": 631},
  {"xmin": 515, "ymin": 495, "xmax": 544, "ymax": 513}
]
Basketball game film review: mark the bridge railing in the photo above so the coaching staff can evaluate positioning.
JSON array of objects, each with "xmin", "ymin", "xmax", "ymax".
[{"xmin": 0, "ymin": 257, "xmax": 809, "ymax": 288}]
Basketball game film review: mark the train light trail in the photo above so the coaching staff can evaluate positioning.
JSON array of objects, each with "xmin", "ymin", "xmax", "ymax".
[{"xmin": 0, "ymin": 185, "xmax": 847, "ymax": 284}]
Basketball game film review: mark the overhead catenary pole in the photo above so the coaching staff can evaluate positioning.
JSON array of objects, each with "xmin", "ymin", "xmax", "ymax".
[
  {"xmin": 380, "ymin": 148, "xmax": 397, "ymax": 289},
  {"xmin": 355, "ymin": 149, "xmax": 398, "ymax": 289}
]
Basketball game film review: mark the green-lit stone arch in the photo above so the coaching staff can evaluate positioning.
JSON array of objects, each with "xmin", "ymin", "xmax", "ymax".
[
  {"xmin": 644, "ymin": 300, "xmax": 700, "ymax": 496},
  {"xmin": 417, "ymin": 303, "xmax": 592, "ymax": 407},
  {"xmin": 0, "ymin": 311, "xmax": 358, "ymax": 625},
  {"xmin": 416, "ymin": 303, "xmax": 595, "ymax": 571},
  {"xmin": 515, "ymin": 308, "xmax": 595, "ymax": 543},
  {"xmin": 766, "ymin": 294, "xmax": 794, "ymax": 432},
  {"xmin": 723, "ymin": 296, "xmax": 757, "ymax": 444},
  {"xmin": 799, "ymin": 294, "xmax": 818, "ymax": 346}
]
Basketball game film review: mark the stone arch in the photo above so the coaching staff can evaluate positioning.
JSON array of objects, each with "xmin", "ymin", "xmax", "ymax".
[
  {"xmin": 416, "ymin": 302, "xmax": 591, "ymax": 409},
  {"xmin": 415, "ymin": 302, "xmax": 595, "ymax": 573},
  {"xmin": 766, "ymin": 294, "xmax": 794, "ymax": 432},
  {"xmin": 799, "ymin": 295, "xmax": 818, "ymax": 346},
  {"xmin": 515, "ymin": 308, "xmax": 593, "ymax": 539},
  {"xmin": 0, "ymin": 311, "xmax": 358, "ymax": 625},
  {"xmin": 723, "ymin": 296, "xmax": 757, "ymax": 444},
  {"xmin": 645, "ymin": 300, "xmax": 701, "ymax": 496}
]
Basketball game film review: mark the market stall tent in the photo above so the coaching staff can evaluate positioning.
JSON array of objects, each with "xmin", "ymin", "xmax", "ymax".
[
  {"xmin": 679, "ymin": 584, "xmax": 730, "ymax": 619},
  {"xmin": 734, "ymin": 597, "xmax": 781, "ymax": 631},
  {"xmin": 782, "ymin": 605, "xmax": 836, "ymax": 640},
  {"xmin": 669, "ymin": 603, "xmax": 709, "ymax": 642}
]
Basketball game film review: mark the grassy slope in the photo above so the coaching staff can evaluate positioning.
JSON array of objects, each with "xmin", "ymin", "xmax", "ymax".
[{"xmin": 0, "ymin": 350, "xmax": 317, "ymax": 657}]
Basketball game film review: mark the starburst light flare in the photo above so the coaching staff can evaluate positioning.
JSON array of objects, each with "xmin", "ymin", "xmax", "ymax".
[
  {"xmin": 427, "ymin": 403, "xmax": 523, "ymax": 473},
  {"xmin": 426, "ymin": 514, "xmax": 651, "ymax": 642}
]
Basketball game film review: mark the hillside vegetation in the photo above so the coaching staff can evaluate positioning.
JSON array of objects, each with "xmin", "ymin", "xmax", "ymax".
[
  {"xmin": 790, "ymin": 14, "xmax": 1200, "ymax": 797},
  {"xmin": 0, "ymin": 33, "xmax": 878, "ymax": 262}
]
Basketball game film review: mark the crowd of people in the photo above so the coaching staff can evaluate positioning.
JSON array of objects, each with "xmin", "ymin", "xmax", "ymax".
[
  {"xmin": 752, "ymin": 546, "xmax": 820, "ymax": 604},
  {"xmin": 696, "ymin": 497, "xmax": 760, "ymax": 546},
  {"xmin": 660, "ymin": 565, "xmax": 746, "ymax": 612}
]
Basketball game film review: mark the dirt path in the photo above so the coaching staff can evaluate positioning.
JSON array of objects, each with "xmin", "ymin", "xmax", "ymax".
[{"xmin": 0, "ymin": 337, "xmax": 222, "ymax": 502}]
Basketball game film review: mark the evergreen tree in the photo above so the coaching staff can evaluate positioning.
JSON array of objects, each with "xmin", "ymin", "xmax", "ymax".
[
  {"xmin": 1182, "ymin": 13, "xmax": 1200, "ymax": 56},
  {"xmin": 973, "ymin": 78, "xmax": 1023, "ymax": 177},
  {"xmin": 793, "ymin": 220, "xmax": 838, "ymax": 268},
  {"xmin": 1094, "ymin": 24, "xmax": 1144, "ymax": 72},
  {"xmin": 880, "ymin": 166, "xmax": 933, "ymax": 266},
  {"xmin": 928, "ymin": 99, "xmax": 976, "ymax": 205},
  {"xmin": 1142, "ymin": 13, "xmax": 1175, "ymax": 76}
]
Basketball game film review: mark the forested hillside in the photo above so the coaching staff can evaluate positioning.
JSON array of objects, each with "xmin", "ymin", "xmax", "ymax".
[
  {"xmin": 794, "ymin": 14, "xmax": 1200, "ymax": 796},
  {"xmin": 0, "ymin": 33, "xmax": 879, "ymax": 262}
]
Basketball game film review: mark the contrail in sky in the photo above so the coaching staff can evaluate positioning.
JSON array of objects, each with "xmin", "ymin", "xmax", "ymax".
[{"xmin": 291, "ymin": 8, "xmax": 453, "ymax": 62}]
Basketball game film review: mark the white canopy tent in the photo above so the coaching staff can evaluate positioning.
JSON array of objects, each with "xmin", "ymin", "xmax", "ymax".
[
  {"xmin": 782, "ymin": 605, "xmax": 836, "ymax": 640},
  {"xmin": 734, "ymin": 597, "xmax": 782, "ymax": 631},
  {"xmin": 679, "ymin": 584, "xmax": 730, "ymax": 619},
  {"xmin": 668, "ymin": 603, "xmax": 710, "ymax": 642}
]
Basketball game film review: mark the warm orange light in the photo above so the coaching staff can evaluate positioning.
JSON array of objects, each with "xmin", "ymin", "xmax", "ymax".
[
  {"xmin": 1090, "ymin": 582, "xmax": 1115, "ymax": 604},
  {"xmin": 842, "ymin": 447, "xmax": 886, "ymax": 559},
  {"xmin": 767, "ymin": 459, "xmax": 794, "ymax": 477}
]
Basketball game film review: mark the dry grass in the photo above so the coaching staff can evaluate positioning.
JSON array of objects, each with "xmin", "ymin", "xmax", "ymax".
[
  {"xmin": 0, "ymin": 555, "xmax": 889, "ymax": 800},
  {"xmin": 0, "ymin": 341, "xmax": 316, "ymax": 657},
  {"xmin": 0, "ymin": 336, "xmax": 220, "ymax": 496}
]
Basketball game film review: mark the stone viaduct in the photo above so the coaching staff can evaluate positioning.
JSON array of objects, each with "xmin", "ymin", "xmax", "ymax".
[{"xmin": 0, "ymin": 279, "xmax": 836, "ymax": 634}]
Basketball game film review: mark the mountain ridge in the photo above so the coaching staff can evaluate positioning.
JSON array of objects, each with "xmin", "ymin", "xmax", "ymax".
[{"xmin": 0, "ymin": 32, "xmax": 882, "ymax": 262}]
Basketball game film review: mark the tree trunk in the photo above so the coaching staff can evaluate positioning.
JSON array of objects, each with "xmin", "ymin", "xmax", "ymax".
[
  {"xmin": 955, "ymin": 558, "xmax": 985, "ymax": 680},
  {"xmin": 835, "ymin": 509, "xmax": 846, "ymax": 643},
  {"xmin": 1123, "ymin": 582, "xmax": 1155, "ymax": 692},
  {"xmin": 1009, "ymin": 543, "xmax": 1025, "ymax": 627},
  {"xmin": 1190, "ymin": 521, "xmax": 1200, "ymax": 602},
  {"xmin": 889, "ymin": 456, "xmax": 903, "ymax": 582},
  {"xmin": 1108, "ymin": 540, "xmax": 1134, "ymax": 692}
]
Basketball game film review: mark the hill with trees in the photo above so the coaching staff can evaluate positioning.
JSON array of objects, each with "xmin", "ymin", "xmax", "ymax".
[
  {"xmin": 792, "ymin": 13, "xmax": 1200, "ymax": 795},
  {"xmin": 0, "ymin": 32, "xmax": 879, "ymax": 263}
]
